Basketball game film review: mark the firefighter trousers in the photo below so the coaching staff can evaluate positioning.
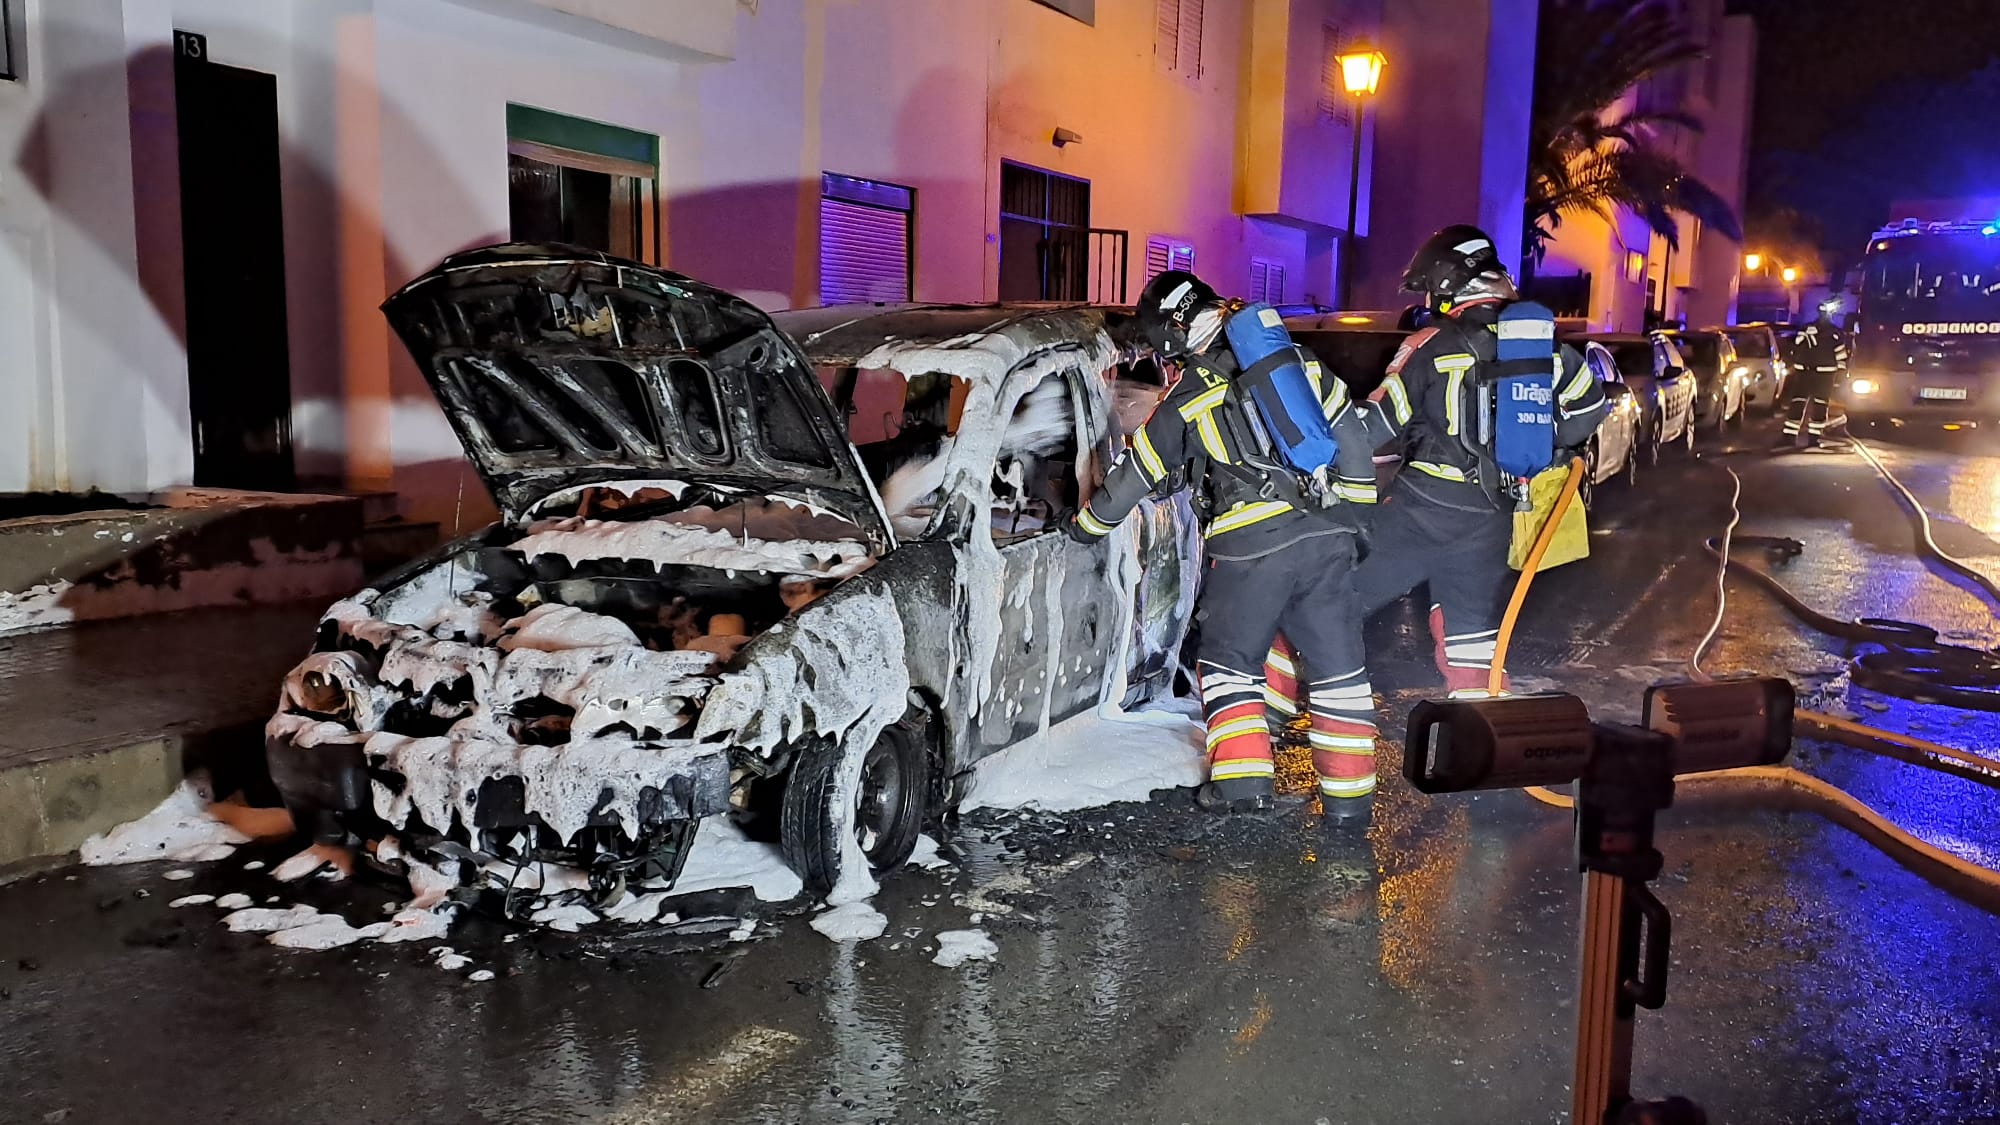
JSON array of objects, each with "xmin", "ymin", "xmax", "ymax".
[
  {"xmin": 1195, "ymin": 533, "xmax": 1377, "ymax": 803},
  {"xmin": 1348, "ymin": 493, "xmax": 1515, "ymax": 698}
]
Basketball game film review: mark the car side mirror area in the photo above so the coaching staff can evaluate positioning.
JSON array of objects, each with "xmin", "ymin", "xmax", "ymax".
[{"xmin": 1664, "ymin": 365, "xmax": 1687, "ymax": 381}]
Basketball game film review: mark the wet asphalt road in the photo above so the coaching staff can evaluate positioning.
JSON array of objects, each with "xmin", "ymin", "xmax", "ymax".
[{"xmin": 4, "ymin": 416, "xmax": 2000, "ymax": 1125}]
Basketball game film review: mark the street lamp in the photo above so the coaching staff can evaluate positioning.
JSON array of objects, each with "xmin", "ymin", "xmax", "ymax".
[
  {"xmin": 1743, "ymin": 252, "xmax": 1763, "ymax": 273},
  {"xmin": 1780, "ymin": 265, "xmax": 1798, "ymax": 284},
  {"xmin": 1335, "ymin": 47, "xmax": 1387, "ymax": 309}
]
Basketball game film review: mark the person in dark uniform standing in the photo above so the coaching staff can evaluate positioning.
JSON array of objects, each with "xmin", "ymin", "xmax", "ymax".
[
  {"xmin": 1346, "ymin": 225, "xmax": 1608, "ymax": 697},
  {"xmin": 1784, "ymin": 303, "xmax": 1849, "ymax": 448},
  {"xmin": 1067, "ymin": 270, "xmax": 1385, "ymax": 822}
]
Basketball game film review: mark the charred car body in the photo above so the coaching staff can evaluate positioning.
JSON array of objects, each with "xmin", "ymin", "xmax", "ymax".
[{"xmin": 266, "ymin": 245, "xmax": 1200, "ymax": 908}]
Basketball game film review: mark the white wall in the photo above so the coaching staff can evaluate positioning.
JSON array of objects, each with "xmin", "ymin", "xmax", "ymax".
[{"xmin": 0, "ymin": 0, "xmax": 192, "ymax": 496}]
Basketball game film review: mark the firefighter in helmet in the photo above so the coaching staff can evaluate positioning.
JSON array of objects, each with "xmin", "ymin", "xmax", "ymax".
[
  {"xmin": 1067, "ymin": 270, "xmax": 1385, "ymax": 823},
  {"xmin": 1342, "ymin": 225, "xmax": 1608, "ymax": 697},
  {"xmin": 1784, "ymin": 301, "xmax": 1848, "ymax": 448}
]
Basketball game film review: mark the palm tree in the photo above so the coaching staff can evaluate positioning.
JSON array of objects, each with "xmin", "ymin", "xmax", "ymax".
[{"xmin": 1524, "ymin": 0, "xmax": 1743, "ymax": 268}]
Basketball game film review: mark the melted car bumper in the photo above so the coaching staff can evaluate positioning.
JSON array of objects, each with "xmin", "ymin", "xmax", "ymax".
[{"xmin": 266, "ymin": 726, "xmax": 734, "ymax": 841}]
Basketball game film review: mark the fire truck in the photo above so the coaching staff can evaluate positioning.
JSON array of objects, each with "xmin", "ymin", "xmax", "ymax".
[{"xmin": 1844, "ymin": 219, "xmax": 2000, "ymax": 425}]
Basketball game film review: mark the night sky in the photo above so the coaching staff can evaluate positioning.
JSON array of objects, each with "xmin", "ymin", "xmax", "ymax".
[{"xmin": 1725, "ymin": 0, "xmax": 2000, "ymax": 267}]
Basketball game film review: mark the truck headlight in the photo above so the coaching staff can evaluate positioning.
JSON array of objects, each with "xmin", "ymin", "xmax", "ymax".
[{"xmin": 1849, "ymin": 377, "xmax": 1878, "ymax": 396}]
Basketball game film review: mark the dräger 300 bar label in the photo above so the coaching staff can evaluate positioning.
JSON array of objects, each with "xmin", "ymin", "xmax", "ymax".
[{"xmin": 1901, "ymin": 321, "xmax": 2000, "ymax": 335}]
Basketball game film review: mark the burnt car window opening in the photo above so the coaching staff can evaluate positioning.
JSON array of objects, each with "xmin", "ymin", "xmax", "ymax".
[
  {"xmin": 664, "ymin": 358, "xmax": 728, "ymax": 459},
  {"xmin": 836, "ymin": 369, "xmax": 969, "ymax": 531},
  {"xmin": 1112, "ymin": 357, "xmax": 1168, "ymax": 437},
  {"xmin": 991, "ymin": 373, "xmax": 1082, "ymax": 543}
]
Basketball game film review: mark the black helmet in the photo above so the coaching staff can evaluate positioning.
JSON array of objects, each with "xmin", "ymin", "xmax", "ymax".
[
  {"xmin": 1401, "ymin": 225, "xmax": 1513, "ymax": 308},
  {"xmin": 1137, "ymin": 270, "xmax": 1220, "ymax": 358}
]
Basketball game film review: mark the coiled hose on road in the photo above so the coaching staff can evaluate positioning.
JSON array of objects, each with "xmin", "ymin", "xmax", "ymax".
[{"xmin": 1498, "ymin": 448, "xmax": 2000, "ymax": 912}]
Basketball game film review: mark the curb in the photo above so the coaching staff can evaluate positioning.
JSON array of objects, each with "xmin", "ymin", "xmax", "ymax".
[{"xmin": 0, "ymin": 720, "xmax": 273, "ymax": 871}]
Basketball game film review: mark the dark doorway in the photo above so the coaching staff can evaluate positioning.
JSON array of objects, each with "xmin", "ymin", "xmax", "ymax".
[
  {"xmin": 999, "ymin": 161, "xmax": 1092, "ymax": 301},
  {"xmin": 176, "ymin": 46, "xmax": 295, "ymax": 490}
]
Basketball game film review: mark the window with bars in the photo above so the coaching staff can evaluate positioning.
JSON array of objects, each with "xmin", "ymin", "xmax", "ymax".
[
  {"xmin": 1144, "ymin": 236, "xmax": 1196, "ymax": 282},
  {"xmin": 1249, "ymin": 258, "xmax": 1286, "ymax": 305},
  {"xmin": 819, "ymin": 173, "xmax": 914, "ymax": 305},
  {"xmin": 999, "ymin": 160, "xmax": 1094, "ymax": 301},
  {"xmin": 1155, "ymin": 0, "xmax": 1204, "ymax": 81},
  {"xmin": 1318, "ymin": 24, "xmax": 1353, "ymax": 125}
]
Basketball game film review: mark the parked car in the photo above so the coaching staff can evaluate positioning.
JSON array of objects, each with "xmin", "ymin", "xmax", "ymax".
[
  {"xmin": 264, "ymin": 245, "xmax": 1202, "ymax": 910},
  {"xmin": 1574, "ymin": 341, "xmax": 1647, "ymax": 507},
  {"xmin": 1663, "ymin": 328, "xmax": 1748, "ymax": 430},
  {"xmin": 1570, "ymin": 332, "xmax": 1700, "ymax": 460},
  {"xmin": 1721, "ymin": 323, "xmax": 1788, "ymax": 414}
]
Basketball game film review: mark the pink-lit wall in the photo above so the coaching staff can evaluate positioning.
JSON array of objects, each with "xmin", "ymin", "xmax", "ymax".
[{"xmin": 0, "ymin": 0, "xmax": 1390, "ymax": 517}]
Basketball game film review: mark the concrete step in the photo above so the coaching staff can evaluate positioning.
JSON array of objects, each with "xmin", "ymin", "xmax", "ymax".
[
  {"xmin": 351, "ymin": 490, "xmax": 403, "ymax": 526},
  {"xmin": 0, "ymin": 488, "xmax": 366, "ymax": 638},
  {"xmin": 0, "ymin": 602, "xmax": 321, "ymax": 870},
  {"xmin": 360, "ymin": 519, "xmax": 442, "ymax": 578}
]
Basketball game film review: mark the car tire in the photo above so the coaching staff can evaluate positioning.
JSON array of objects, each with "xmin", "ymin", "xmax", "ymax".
[
  {"xmin": 1647, "ymin": 418, "xmax": 1662, "ymax": 468},
  {"xmin": 1683, "ymin": 412, "xmax": 1697, "ymax": 454},
  {"xmin": 1579, "ymin": 441, "xmax": 1598, "ymax": 511},
  {"xmin": 780, "ymin": 708, "xmax": 933, "ymax": 897},
  {"xmin": 1624, "ymin": 434, "xmax": 1640, "ymax": 487}
]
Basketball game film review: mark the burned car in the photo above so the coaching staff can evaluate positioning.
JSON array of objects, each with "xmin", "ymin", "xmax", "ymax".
[{"xmin": 266, "ymin": 245, "xmax": 1200, "ymax": 908}]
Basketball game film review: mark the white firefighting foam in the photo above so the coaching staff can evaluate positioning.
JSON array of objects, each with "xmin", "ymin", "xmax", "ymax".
[
  {"xmin": 959, "ymin": 701, "xmax": 1205, "ymax": 814},
  {"xmin": 510, "ymin": 514, "xmax": 873, "ymax": 580},
  {"xmin": 931, "ymin": 928, "xmax": 999, "ymax": 968},
  {"xmin": 808, "ymin": 901, "xmax": 890, "ymax": 943},
  {"xmin": 79, "ymin": 776, "xmax": 249, "ymax": 866}
]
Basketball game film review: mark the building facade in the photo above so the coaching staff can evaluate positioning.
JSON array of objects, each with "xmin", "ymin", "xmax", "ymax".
[
  {"xmin": 0, "ymin": 0, "xmax": 1420, "ymax": 523},
  {"xmin": 1522, "ymin": 1, "xmax": 1755, "ymax": 333}
]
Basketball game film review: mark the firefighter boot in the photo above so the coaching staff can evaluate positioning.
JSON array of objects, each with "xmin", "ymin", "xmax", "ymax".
[
  {"xmin": 1197, "ymin": 777, "xmax": 1278, "ymax": 814},
  {"xmin": 1320, "ymin": 790, "xmax": 1373, "ymax": 829}
]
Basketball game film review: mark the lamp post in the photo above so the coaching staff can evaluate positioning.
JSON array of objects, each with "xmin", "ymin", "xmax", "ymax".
[{"xmin": 1335, "ymin": 47, "xmax": 1386, "ymax": 310}]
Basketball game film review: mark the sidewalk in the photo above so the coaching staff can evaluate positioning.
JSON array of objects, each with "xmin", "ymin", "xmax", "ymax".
[{"xmin": 0, "ymin": 602, "xmax": 322, "ymax": 868}]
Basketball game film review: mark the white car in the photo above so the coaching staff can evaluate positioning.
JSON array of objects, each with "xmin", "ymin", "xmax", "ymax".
[
  {"xmin": 1576, "ymin": 341, "xmax": 1647, "ymax": 508},
  {"xmin": 1572, "ymin": 332, "xmax": 1700, "ymax": 461}
]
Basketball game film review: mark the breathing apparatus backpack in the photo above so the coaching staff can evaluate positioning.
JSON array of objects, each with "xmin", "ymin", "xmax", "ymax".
[
  {"xmin": 1466, "ymin": 300, "xmax": 1589, "ymax": 570},
  {"xmin": 1464, "ymin": 300, "xmax": 1562, "ymax": 507},
  {"xmin": 1216, "ymin": 303, "xmax": 1341, "ymax": 505}
]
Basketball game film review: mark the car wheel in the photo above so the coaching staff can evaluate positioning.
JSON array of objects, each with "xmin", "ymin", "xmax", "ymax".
[
  {"xmin": 781, "ymin": 708, "xmax": 933, "ymax": 897},
  {"xmin": 1579, "ymin": 441, "xmax": 1599, "ymax": 511},
  {"xmin": 1624, "ymin": 433, "xmax": 1640, "ymax": 487},
  {"xmin": 1683, "ymin": 411, "xmax": 1697, "ymax": 453},
  {"xmin": 1647, "ymin": 418, "xmax": 1663, "ymax": 468},
  {"xmin": 1725, "ymin": 392, "xmax": 1745, "ymax": 430}
]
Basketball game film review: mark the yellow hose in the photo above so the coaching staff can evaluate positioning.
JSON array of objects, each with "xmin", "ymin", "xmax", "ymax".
[{"xmin": 1490, "ymin": 456, "xmax": 2000, "ymax": 908}]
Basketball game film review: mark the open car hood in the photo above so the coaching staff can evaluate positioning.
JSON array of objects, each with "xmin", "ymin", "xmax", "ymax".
[{"xmin": 383, "ymin": 244, "xmax": 892, "ymax": 548}]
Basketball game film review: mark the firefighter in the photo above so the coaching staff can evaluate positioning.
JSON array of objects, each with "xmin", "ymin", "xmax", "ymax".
[
  {"xmin": 1066, "ymin": 270, "xmax": 1385, "ymax": 822},
  {"xmin": 1344, "ymin": 225, "xmax": 1608, "ymax": 698},
  {"xmin": 1784, "ymin": 303, "xmax": 1848, "ymax": 448}
]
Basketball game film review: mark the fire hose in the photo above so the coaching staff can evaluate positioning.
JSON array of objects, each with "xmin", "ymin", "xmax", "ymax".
[{"xmin": 1496, "ymin": 452, "xmax": 2000, "ymax": 911}]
